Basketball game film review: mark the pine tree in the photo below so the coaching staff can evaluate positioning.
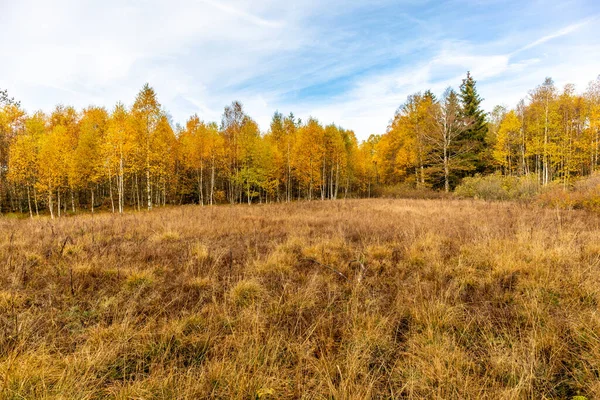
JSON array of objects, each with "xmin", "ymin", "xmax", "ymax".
[
  {"xmin": 459, "ymin": 71, "xmax": 489, "ymax": 174},
  {"xmin": 425, "ymin": 88, "xmax": 470, "ymax": 192}
]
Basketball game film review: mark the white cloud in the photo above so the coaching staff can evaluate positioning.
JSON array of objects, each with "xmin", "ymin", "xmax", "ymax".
[
  {"xmin": 0, "ymin": 1, "xmax": 598, "ymax": 140},
  {"xmin": 276, "ymin": 16, "xmax": 600, "ymax": 138}
]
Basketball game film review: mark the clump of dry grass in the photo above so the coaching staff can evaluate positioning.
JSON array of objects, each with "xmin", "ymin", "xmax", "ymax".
[
  {"xmin": 1, "ymin": 199, "xmax": 600, "ymax": 398},
  {"xmin": 124, "ymin": 270, "xmax": 155, "ymax": 290},
  {"xmin": 229, "ymin": 279, "xmax": 265, "ymax": 307}
]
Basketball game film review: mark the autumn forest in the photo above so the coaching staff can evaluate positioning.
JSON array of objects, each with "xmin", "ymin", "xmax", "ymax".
[{"xmin": 2, "ymin": 72, "xmax": 600, "ymax": 217}]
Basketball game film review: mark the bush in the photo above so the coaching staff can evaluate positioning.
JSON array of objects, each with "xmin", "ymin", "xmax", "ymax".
[
  {"xmin": 454, "ymin": 174, "xmax": 540, "ymax": 201},
  {"xmin": 537, "ymin": 173, "xmax": 600, "ymax": 211},
  {"xmin": 378, "ymin": 183, "xmax": 449, "ymax": 199}
]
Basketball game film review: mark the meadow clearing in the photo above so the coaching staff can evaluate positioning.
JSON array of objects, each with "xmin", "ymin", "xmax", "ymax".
[{"xmin": 1, "ymin": 198, "xmax": 599, "ymax": 399}]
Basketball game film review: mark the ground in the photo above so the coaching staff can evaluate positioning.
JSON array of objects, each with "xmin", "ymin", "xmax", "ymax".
[{"xmin": 1, "ymin": 199, "xmax": 599, "ymax": 399}]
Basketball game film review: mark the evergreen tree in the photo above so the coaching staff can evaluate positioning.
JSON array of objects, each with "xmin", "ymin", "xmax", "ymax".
[{"xmin": 459, "ymin": 71, "xmax": 489, "ymax": 174}]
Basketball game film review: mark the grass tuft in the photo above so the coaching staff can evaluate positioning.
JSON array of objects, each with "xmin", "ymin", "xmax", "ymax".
[{"xmin": 230, "ymin": 279, "xmax": 265, "ymax": 307}]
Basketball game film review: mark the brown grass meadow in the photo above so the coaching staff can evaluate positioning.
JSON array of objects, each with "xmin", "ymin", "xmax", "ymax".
[{"xmin": 1, "ymin": 199, "xmax": 600, "ymax": 399}]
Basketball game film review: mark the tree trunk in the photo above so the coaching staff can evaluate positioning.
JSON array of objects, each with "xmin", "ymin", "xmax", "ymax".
[
  {"xmin": 27, "ymin": 186, "xmax": 33, "ymax": 219},
  {"xmin": 57, "ymin": 188, "xmax": 61, "ymax": 218},
  {"xmin": 287, "ymin": 141, "xmax": 291, "ymax": 203},
  {"xmin": 200, "ymin": 162, "xmax": 204, "ymax": 206},
  {"xmin": 322, "ymin": 158, "xmax": 326, "ymax": 201},
  {"xmin": 48, "ymin": 185, "xmax": 54, "ymax": 219},
  {"xmin": 135, "ymin": 174, "xmax": 140, "ymax": 211},
  {"xmin": 70, "ymin": 189, "xmax": 75, "ymax": 213},
  {"xmin": 334, "ymin": 161, "xmax": 340, "ymax": 199},
  {"xmin": 197, "ymin": 169, "xmax": 202, "ymax": 206},
  {"xmin": 118, "ymin": 155, "xmax": 124, "ymax": 214},
  {"xmin": 210, "ymin": 157, "xmax": 215, "ymax": 205},
  {"xmin": 247, "ymin": 177, "xmax": 251, "ymax": 205},
  {"xmin": 329, "ymin": 164, "xmax": 334, "ymax": 200},
  {"xmin": 444, "ymin": 142, "xmax": 450, "ymax": 193},
  {"xmin": 521, "ymin": 123, "xmax": 527, "ymax": 176},
  {"xmin": 543, "ymin": 96, "xmax": 549, "ymax": 185},
  {"xmin": 309, "ymin": 157, "xmax": 313, "ymax": 200},
  {"xmin": 146, "ymin": 169, "xmax": 152, "ymax": 210},
  {"xmin": 345, "ymin": 176, "xmax": 349, "ymax": 199},
  {"xmin": 33, "ymin": 185, "xmax": 39, "ymax": 216},
  {"xmin": 108, "ymin": 166, "xmax": 115, "ymax": 213}
]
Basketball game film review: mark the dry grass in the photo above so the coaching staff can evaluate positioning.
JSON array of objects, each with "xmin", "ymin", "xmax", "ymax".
[{"xmin": 1, "ymin": 199, "xmax": 600, "ymax": 399}]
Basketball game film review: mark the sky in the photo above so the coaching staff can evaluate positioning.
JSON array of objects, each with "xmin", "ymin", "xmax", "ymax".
[{"xmin": 1, "ymin": 0, "xmax": 599, "ymax": 140}]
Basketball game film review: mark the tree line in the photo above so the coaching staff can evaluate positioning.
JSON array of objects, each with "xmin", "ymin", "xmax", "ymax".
[
  {"xmin": 377, "ymin": 74, "xmax": 600, "ymax": 190},
  {"xmin": 0, "ymin": 84, "xmax": 378, "ymax": 217},
  {"xmin": 1, "ymin": 73, "xmax": 600, "ymax": 216}
]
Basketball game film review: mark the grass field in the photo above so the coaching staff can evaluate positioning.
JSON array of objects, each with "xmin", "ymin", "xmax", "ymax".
[{"xmin": 1, "ymin": 199, "xmax": 600, "ymax": 399}]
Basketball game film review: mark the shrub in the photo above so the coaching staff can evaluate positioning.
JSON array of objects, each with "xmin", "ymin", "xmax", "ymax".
[
  {"xmin": 378, "ymin": 183, "xmax": 449, "ymax": 199},
  {"xmin": 537, "ymin": 173, "xmax": 600, "ymax": 211},
  {"xmin": 455, "ymin": 173, "xmax": 540, "ymax": 201}
]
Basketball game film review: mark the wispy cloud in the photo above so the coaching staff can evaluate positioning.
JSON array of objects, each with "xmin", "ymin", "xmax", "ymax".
[
  {"xmin": 513, "ymin": 15, "xmax": 598, "ymax": 54},
  {"xmin": 198, "ymin": 0, "xmax": 283, "ymax": 28}
]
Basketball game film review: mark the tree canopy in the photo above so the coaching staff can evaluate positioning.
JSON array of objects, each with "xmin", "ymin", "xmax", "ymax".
[{"xmin": 2, "ymin": 73, "xmax": 600, "ymax": 215}]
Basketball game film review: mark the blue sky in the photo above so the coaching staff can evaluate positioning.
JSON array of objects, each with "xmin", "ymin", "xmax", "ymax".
[{"xmin": 1, "ymin": 0, "xmax": 599, "ymax": 139}]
